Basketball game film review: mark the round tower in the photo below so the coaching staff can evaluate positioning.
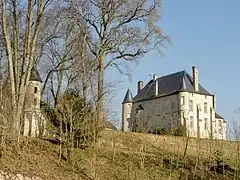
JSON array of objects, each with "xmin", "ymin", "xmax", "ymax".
[
  {"xmin": 122, "ymin": 88, "xmax": 133, "ymax": 132},
  {"xmin": 23, "ymin": 67, "xmax": 43, "ymax": 137}
]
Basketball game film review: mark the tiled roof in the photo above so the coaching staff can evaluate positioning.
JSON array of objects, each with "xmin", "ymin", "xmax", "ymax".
[
  {"xmin": 122, "ymin": 88, "xmax": 133, "ymax": 103},
  {"xmin": 133, "ymin": 71, "xmax": 212, "ymax": 102},
  {"xmin": 30, "ymin": 67, "xmax": 42, "ymax": 82}
]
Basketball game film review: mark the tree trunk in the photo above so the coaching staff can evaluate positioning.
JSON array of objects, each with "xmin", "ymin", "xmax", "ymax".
[
  {"xmin": 55, "ymin": 68, "xmax": 64, "ymax": 107},
  {"xmin": 97, "ymin": 54, "xmax": 104, "ymax": 137},
  {"xmin": 1, "ymin": 0, "xmax": 17, "ymax": 135}
]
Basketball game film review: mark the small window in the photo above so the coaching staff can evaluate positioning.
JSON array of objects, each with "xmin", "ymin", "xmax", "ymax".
[
  {"xmin": 33, "ymin": 98, "xmax": 37, "ymax": 106},
  {"xmin": 189, "ymin": 100, "xmax": 193, "ymax": 112},
  {"xmin": 181, "ymin": 96, "xmax": 185, "ymax": 106},
  {"xmin": 219, "ymin": 128, "xmax": 222, "ymax": 134},
  {"xmin": 171, "ymin": 101, "xmax": 175, "ymax": 112},
  {"xmin": 218, "ymin": 120, "xmax": 222, "ymax": 128},
  {"xmin": 189, "ymin": 116, "xmax": 193, "ymax": 128},
  {"xmin": 204, "ymin": 102, "xmax": 207, "ymax": 113},
  {"xmin": 34, "ymin": 87, "xmax": 38, "ymax": 93},
  {"xmin": 165, "ymin": 101, "xmax": 170, "ymax": 113},
  {"xmin": 204, "ymin": 118, "xmax": 208, "ymax": 129}
]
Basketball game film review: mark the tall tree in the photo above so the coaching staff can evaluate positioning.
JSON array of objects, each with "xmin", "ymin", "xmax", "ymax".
[
  {"xmin": 65, "ymin": 0, "xmax": 168, "ymax": 125},
  {"xmin": 0, "ymin": 0, "xmax": 52, "ymax": 136},
  {"xmin": 40, "ymin": 10, "xmax": 96, "ymax": 107}
]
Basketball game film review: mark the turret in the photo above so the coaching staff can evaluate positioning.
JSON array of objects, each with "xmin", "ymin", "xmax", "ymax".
[
  {"xmin": 23, "ymin": 66, "xmax": 44, "ymax": 137},
  {"xmin": 122, "ymin": 88, "xmax": 133, "ymax": 131},
  {"xmin": 24, "ymin": 66, "xmax": 43, "ymax": 112}
]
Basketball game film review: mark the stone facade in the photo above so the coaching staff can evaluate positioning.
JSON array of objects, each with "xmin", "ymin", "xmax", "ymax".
[
  {"xmin": 129, "ymin": 94, "xmax": 179, "ymax": 132},
  {"xmin": 178, "ymin": 91, "xmax": 227, "ymax": 139},
  {"xmin": 122, "ymin": 66, "xmax": 227, "ymax": 140},
  {"xmin": 122, "ymin": 102, "xmax": 132, "ymax": 131}
]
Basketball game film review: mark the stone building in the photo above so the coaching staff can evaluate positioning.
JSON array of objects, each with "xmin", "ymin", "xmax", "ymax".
[
  {"xmin": 23, "ymin": 67, "xmax": 46, "ymax": 137},
  {"xmin": 122, "ymin": 66, "xmax": 227, "ymax": 140}
]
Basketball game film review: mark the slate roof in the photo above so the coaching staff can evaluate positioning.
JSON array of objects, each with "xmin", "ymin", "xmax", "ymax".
[
  {"xmin": 30, "ymin": 67, "xmax": 42, "ymax": 82},
  {"xmin": 215, "ymin": 112, "xmax": 223, "ymax": 119},
  {"xmin": 133, "ymin": 71, "xmax": 212, "ymax": 102},
  {"xmin": 122, "ymin": 88, "xmax": 133, "ymax": 103},
  {"xmin": 215, "ymin": 112, "xmax": 227, "ymax": 123}
]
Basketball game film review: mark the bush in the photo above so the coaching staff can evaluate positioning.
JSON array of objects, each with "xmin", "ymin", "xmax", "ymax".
[
  {"xmin": 173, "ymin": 125, "xmax": 187, "ymax": 137},
  {"xmin": 148, "ymin": 126, "xmax": 187, "ymax": 137},
  {"xmin": 151, "ymin": 128, "xmax": 170, "ymax": 135}
]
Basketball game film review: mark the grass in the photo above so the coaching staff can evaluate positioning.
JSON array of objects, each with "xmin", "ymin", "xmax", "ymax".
[{"xmin": 0, "ymin": 130, "xmax": 239, "ymax": 179}]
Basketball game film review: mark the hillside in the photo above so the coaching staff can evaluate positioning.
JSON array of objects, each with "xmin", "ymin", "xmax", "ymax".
[{"xmin": 0, "ymin": 130, "xmax": 239, "ymax": 180}]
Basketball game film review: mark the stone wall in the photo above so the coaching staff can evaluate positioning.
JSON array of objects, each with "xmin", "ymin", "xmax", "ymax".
[{"xmin": 129, "ymin": 94, "xmax": 179, "ymax": 132}]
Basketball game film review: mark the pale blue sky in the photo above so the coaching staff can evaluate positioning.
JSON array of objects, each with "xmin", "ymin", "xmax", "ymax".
[{"xmin": 105, "ymin": 0, "xmax": 240, "ymax": 132}]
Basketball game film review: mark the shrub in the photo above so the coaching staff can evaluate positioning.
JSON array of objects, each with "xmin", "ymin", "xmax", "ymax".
[{"xmin": 173, "ymin": 125, "xmax": 187, "ymax": 137}]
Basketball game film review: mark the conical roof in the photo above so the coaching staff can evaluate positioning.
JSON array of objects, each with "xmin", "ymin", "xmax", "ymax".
[
  {"xmin": 122, "ymin": 88, "xmax": 133, "ymax": 103},
  {"xmin": 30, "ymin": 66, "xmax": 42, "ymax": 82}
]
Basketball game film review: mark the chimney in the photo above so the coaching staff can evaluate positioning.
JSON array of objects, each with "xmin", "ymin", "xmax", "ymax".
[
  {"xmin": 213, "ymin": 95, "xmax": 216, "ymax": 109},
  {"xmin": 192, "ymin": 66, "xmax": 199, "ymax": 91},
  {"xmin": 153, "ymin": 74, "xmax": 157, "ymax": 81},
  {"xmin": 137, "ymin": 81, "xmax": 144, "ymax": 94},
  {"xmin": 153, "ymin": 74, "xmax": 158, "ymax": 96}
]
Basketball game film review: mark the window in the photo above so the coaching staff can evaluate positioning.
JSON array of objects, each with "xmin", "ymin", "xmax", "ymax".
[
  {"xmin": 34, "ymin": 87, "xmax": 38, "ymax": 93},
  {"xmin": 165, "ymin": 101, "xmax": 170, "ymax": 113},
  {"xmin": 219, "ymin": 128, "xmax": 222, "ymax": 134},
  {"xmin": 218, "ymin": 120, "xmax": 222, "ymax": 128},
  {"xmin": 158, "ymin": 103, "xmax": 161, "ymax": 114},
  {"xmin": 204, "ymin": 102, "xmax": 207, "ymax": 113},
  {"xmin": 204, "ymin": 118, "xmax": 208, "ymax": 130},
  {"xmin": 181, "ymin": 96, "xmax": 185, "ymax": 106},
  {"xmin": 218, "ymin": 120, "xmax": 222, "ymax": 134},
  {"xmin": 33, "ymin": 98, "xmax": 37, "ymax": 106},
  {"xmin": 189, "ymin": 100, "xmax": 193, "ymax": 112},
  {"xmin": 189, "ymin": 116, "xmax": 193, "ymax": 128},
  {"xmin": 171, "ymin": 101, "xmax": 175, "ymax": 111}
]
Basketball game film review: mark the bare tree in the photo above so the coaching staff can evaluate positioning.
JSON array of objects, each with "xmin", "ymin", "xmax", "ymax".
[
  {"xmin": 39, "ymin": 7, "xmax": 97, "ymax": 108},
  {"xmin": 64, "ymin": 0, "xmax": 168, "ymax": 126},
  {"xmin": 0, "ymin": 0, "xmax": 53, "ymax": 137}
]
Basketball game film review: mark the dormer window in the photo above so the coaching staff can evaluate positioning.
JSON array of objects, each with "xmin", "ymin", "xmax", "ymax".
[
  {"xmin": 136, "ymin": 104, "xmax": 144, "ymax": 115},
  {"xmin": 34, "ymin": 87, "xmax": 38, "ymax": 93}
]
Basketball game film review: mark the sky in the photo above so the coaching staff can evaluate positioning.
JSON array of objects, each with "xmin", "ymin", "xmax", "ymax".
[{"xmin": 105, "ymin": 0, "xmax": 240, "ymax": 134}]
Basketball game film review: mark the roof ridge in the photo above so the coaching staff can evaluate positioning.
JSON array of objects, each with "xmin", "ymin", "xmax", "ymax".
[
  {"xmin": 132, "ymin": 69, "xmax": 212, "ymax": 102},
  {"xmin": 156, "ymin": 70, "xmax": 185, "ymax": 80}
]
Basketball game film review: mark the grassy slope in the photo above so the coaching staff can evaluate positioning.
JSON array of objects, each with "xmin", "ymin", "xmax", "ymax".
[{"xmin": 1, "ymin": 130, "xmax": 239, "ymax": 180}]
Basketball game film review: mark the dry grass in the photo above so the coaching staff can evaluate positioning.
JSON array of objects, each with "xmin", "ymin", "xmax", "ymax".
[
  {"xmin": 100, "ymin": 130, "xmax": 238, "ymax": 165},
  {"xmin": 0, "ymin": 130, "xmax": 239, "ymax": 179},
  {"xmin": 0, "ymin": 137, "xmax": 78, "ymax": 179}
]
